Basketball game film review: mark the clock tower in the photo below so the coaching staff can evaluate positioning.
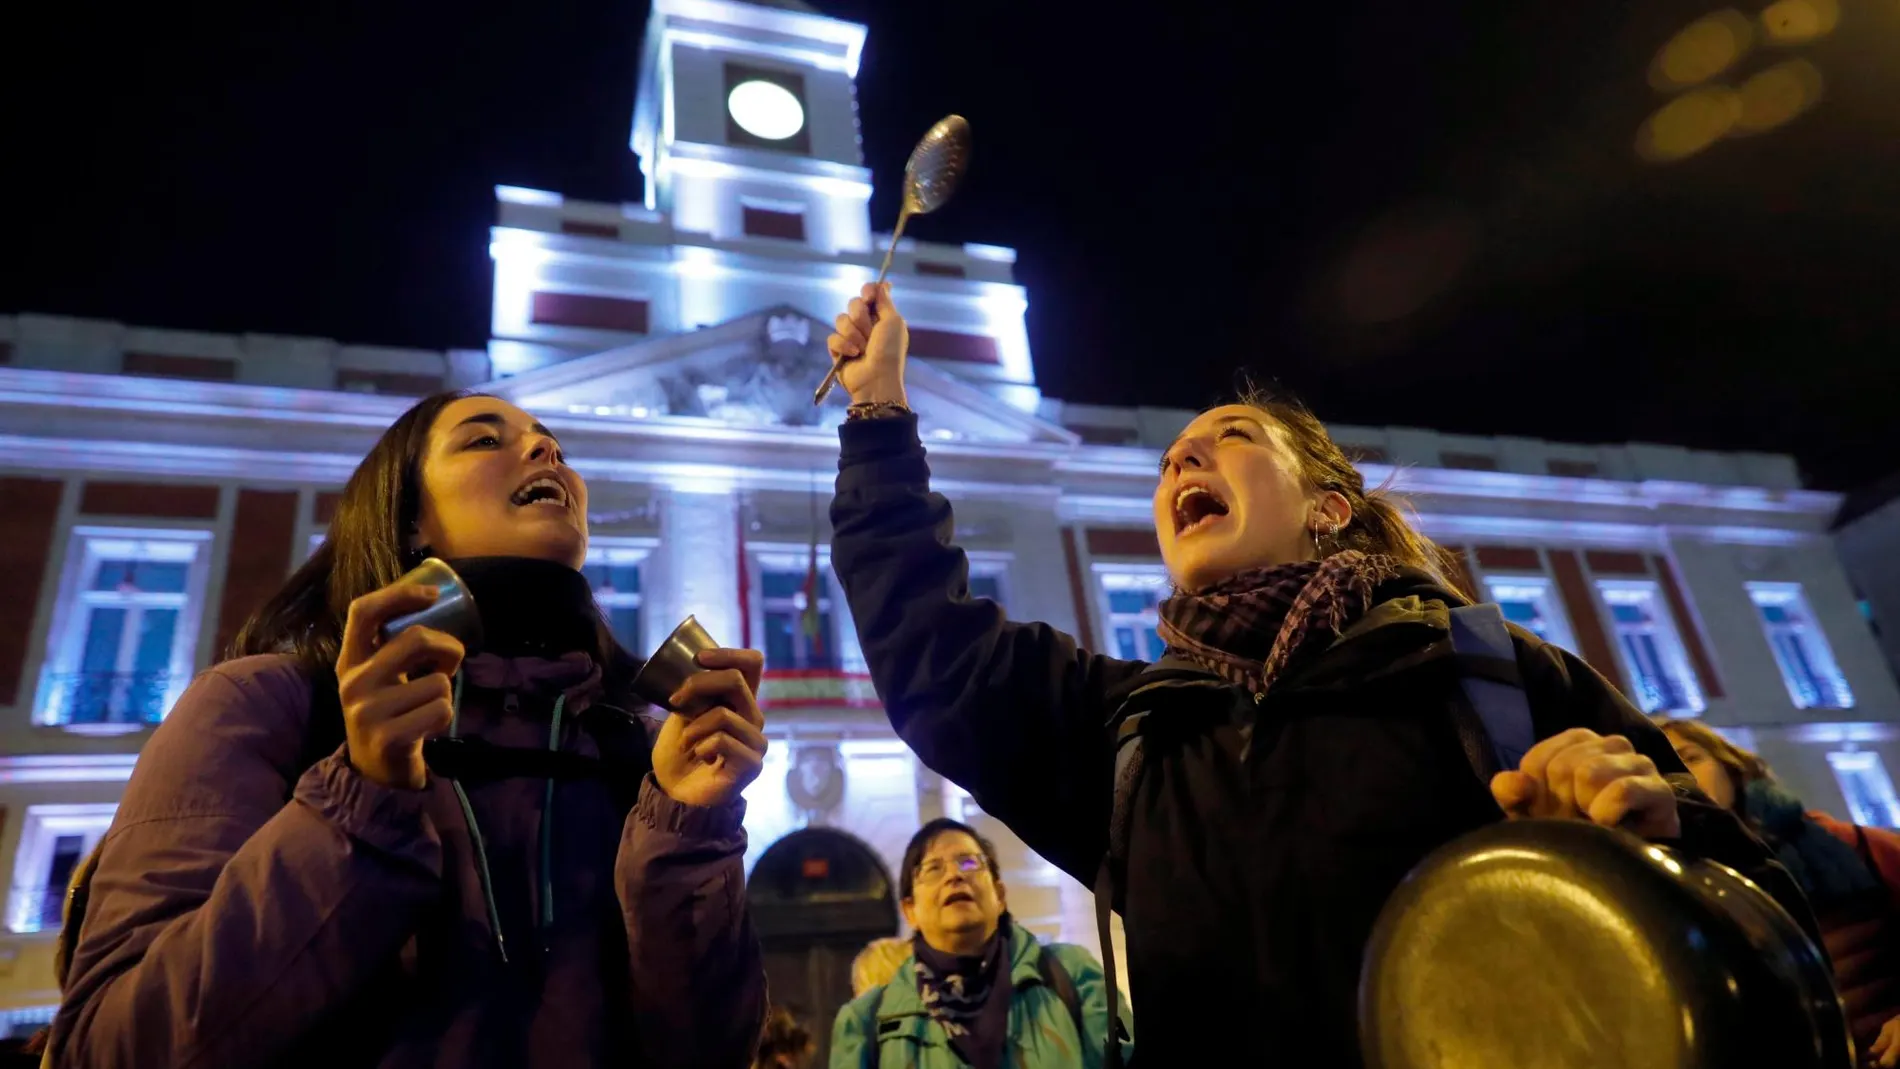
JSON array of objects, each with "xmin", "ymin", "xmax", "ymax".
[
  {"xmin": 629, "ymin": 0, "xmax": 872, "ymax": 255},
  {"xmin": 489, "ymin": 0, "xmax": 1039, "ymax": 413}
]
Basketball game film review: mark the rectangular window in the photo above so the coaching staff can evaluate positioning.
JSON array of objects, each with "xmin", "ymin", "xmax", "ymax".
[
  {"xmin": 1095, "ymin": 568, "xmax": 1170, "ymax": 661},
  {"xmin": 966, "ymin": 555, "xmax": 1011, "ymax": 611},
  {"xmin": 741, "ymin": 205, "xmax": 806, "ymax": 242},
  {"xmin": 5, "ymin": 804, "xmax": 117, "ymax": 933},
  {"xmin": 529, "ymin": 292, "xmax": 650, "ymax": 333},
  {"xmin": 969, "ymin": 573, "xmax": 1005, "ymax": 607},
  {"xmin": 41, "ymin": 530, "xmax": 211, "ymax": 729},
  {"xmin": 1484, "ymin": 576, "xmax": 1577, "ymax": 652},
  {"xmin": 1748, "ymin": 583, "xmax": 1854, "ymax": 710},
  {"xmin": 760, "ymin": 563, "xmax": 839, "ymax": 671},
  {"xmin": 583, "ymin": 542, "xmax": 651, "ymax": 655},
  {"xmin": 1828, "ymin": 750, "xmax": 1900, "ymax": 829},
  {"xmin": 1597, "ymin": 581, "xmax": 1705, "ymax": 714}
]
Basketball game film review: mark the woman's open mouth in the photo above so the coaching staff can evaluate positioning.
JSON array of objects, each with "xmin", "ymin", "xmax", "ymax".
[
  {"xmin": 1172, "ymin": 483, "xmax": 1230, "ymax": 537},
  {"xmin": 510, "ymin": 476, "xmax": 569, "ymax": 511}
]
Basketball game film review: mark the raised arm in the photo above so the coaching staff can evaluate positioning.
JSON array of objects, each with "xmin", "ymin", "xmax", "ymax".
[
  {"xmin": 47, "ymin": 661, "xmax": 446, "ymax": 1069},
  {"xmin": 831, "ymin": 409, "xmax": 1147, "ymax": 883}
]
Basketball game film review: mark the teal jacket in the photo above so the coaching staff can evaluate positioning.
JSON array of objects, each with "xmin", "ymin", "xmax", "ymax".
[{"xmin": 830, "ymin": 923, "xmax": 1134, "ymax": 1069}]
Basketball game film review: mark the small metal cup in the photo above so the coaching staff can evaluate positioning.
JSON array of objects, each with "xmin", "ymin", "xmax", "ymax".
[
  {"xmin": 381, "ymin": 557, "xmax": 485, "ymax": 651},
  {"xmin": 630, "ymin": 615, "xmax": 720, "ymax": 710}
]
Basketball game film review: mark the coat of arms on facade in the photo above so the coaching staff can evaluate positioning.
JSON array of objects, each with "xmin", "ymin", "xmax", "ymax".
[{"xmin": 787, "ymin": 743, "xmax": 846, "ymax": 823}]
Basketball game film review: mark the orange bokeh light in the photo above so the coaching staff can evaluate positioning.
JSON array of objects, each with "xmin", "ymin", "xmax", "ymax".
[{"xmin": 1648, "ymin": 10, "xmax": 1755, "ymax": 92}]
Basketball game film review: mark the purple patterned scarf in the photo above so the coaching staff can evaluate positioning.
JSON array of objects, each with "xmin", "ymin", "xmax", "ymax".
[
  {"xmin": 1157, "ymin": 550, "xmax": 1401, "ymax": 696},
  {"xmin": 910, "ymin": 917, "xmax": 1013, "ymax": 1069}
]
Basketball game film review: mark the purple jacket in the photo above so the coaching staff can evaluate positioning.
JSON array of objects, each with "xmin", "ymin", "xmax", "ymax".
[{"xmin": 46, "ymin": 653, "xmax": 766, "ymax": 1069}]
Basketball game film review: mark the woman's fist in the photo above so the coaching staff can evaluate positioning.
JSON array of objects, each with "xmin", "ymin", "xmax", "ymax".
[
  {"xmin": 827, "ymin": 282, "xmax": 909, "ymax": 406},
  {"xmin": 335, "ymin": 582, "xmax": 465, "ymax": 790}
]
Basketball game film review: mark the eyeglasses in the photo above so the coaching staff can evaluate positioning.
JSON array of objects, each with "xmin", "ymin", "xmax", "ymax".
[{"xmin": 915, "ymin": 853, "xmax": 986, "ymax": 885}]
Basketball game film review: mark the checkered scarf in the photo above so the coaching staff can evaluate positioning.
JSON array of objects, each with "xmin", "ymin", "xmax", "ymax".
[{"xmin": 1157, "ymin": 550, "xmax": 1401, "ymax": 696}]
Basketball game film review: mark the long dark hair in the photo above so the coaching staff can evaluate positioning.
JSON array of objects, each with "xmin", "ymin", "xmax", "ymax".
[{"xmin": 232, "ymin": 390, "xmax": 643, "ymax": 694}]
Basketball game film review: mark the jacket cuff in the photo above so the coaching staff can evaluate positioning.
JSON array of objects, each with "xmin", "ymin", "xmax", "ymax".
[
  {"xmin": 838, "ymin": 411, "xmax": 921, "ymax": 466},
  {"xmin": 634, "ymin": 774, "xmax": 748, "ymax": 842},
  {"xmin": 294, "ymin": 745, "xmax": 442, "ymax": 867}
]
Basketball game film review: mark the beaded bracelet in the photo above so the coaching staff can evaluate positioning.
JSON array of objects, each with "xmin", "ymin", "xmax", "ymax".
[{"xmin": 846, "ymin": 400, "xmax": 912, "ymax": 422}]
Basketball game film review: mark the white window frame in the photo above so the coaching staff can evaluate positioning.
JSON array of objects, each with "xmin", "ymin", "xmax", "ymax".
[
  {"xmin": 1596, "ymin": 579, "xmax": 1706, "ymax": 715},
  {"xmin": 1092, "ymin": 564, "xmax": 1172, "ymax": 661},
  {"xmin": 1483, "ymin": 574, "xmax": 1579, "ymax": 653},
  {"xmin": 965, "ymin": 550, "xmax": 1013, "ymax": 611},
  {"xmin": 585, "ymin": 539, "xmax": 656, "ymax": 656},
  {"xmin": 1747, "ymin": 582, "xmax": 1855, "ymax": 710},
  {"xmin": 306, "ymin": 532, "xmax": 326, "ymax": 560},
  {"xmin": 1828, "ymin": 750, "xmax": 1900, "ymax": 829},
  {"xmin": 35, "ymin": 527, "xmax": 214, "ymax": 732},
  {"xmin": 749, "ymin": 545, "xmax": 865, "ymax": 673},
  {"xmin": 6, "ymin": 803, "xmax": 118, "ymax": 934}
]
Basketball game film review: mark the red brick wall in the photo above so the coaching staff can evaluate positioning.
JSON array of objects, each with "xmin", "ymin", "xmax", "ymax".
[
  {"xmin": 530, "ymin": 292, "xmax": 649, "ymax": 333},
  {"xmin": 1086, "ymin": 527, "xmax": 1161, "ymax": 559},
  {"xmin": 1547, "ymin": 549, "xmax": 1621, "ymax": 680},
  {"xmin": 1653, "ymin": 553, "xmax": 1725, "ymax": 699},
  {"xmin": 1438, "ymin": 544, "xmax": 1478, "ymax": 601},
  {"xmin": 0, "ymin": 478, "xmax": 64, "ymax": 706},
  {"xmin": 1474, "ymin": 545, "xmax": 1542, "ymax": 571},
  {"xmin": 314, "ymin": 491, "xmax": 343, "ymax": 526},
  {"xmin": 1583, "ymin": 550, "xmax": 1649, "ymax": 577},
  {"xmin": 1061, "ymin": 528, "xmax": 1096, "ymax": 648},
  {"xmin": 336, "ymin": 369, "xmax": 444, "ymax": 396},
  {"xmin": 560, "ymin": 220, "xmax": 620, "ymax": 239},
  {"xmin": 122, "ymin": 352, "xmax": 237, "ymax": 381},
  {"xmin": 741, "ymin": 206, "xmax": 806, "ymax": 241},
  {"xmin": 908, "ymin": 329, "xmax": 1000, "ymax": 365},
  {"xmin": 213, "ymin": 490, "xmax": 299, "ymax": 658},
  {"xmin": 79, "ymin": 481, "xmax": 221, "ymax": 519}
]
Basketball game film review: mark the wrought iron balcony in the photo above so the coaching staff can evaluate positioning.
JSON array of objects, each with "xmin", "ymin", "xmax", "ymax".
[{"xmin": 46, "ymin": 671, "xmax": 174, "ymax": 726}]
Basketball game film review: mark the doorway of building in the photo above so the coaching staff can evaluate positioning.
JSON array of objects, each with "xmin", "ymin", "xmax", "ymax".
[{"xmin": 748, "ymin": 827, "xmax": 900, "ymax": 1065}]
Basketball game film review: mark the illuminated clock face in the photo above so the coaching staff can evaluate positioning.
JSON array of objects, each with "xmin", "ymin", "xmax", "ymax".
[{"xmin": 727, "ymin": 80, "xmax": 806, "ymax": 141}]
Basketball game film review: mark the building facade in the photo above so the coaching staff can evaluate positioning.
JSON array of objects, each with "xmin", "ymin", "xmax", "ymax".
[
  {"xmin": 1835, "ymin": 475, "xmax": 1900, "ymax": 682},
  {"xmin": 3, "ymin": 0, "xmax": 1896, "ymax": 1043}
]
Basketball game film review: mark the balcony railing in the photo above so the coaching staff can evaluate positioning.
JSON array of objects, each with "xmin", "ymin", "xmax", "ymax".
[
  {"xmin": 7, "ymin": 883, "xmax": 65, "ymax": 933},
  {"xmin": 45, "ymin": 671, "xmax": 175, "ymax": 726},
  {"xmin": 758, "ymin": 669, "xmax": 880, "ymax": 711}
]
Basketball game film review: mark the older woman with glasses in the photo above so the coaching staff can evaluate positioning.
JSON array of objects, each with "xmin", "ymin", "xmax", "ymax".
[{"xmin": 830, "ymin": 818, "xmax": 1132, "ymax": 1068}]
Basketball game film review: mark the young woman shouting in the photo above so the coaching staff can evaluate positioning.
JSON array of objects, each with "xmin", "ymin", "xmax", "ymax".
[
  {"xmin": 45, "ymin": 392, "xmax": 769, "ymax": 1069},
  {"xmin": 822, "ymin": 283, "xmax": 1811, "ymax": 1066}
]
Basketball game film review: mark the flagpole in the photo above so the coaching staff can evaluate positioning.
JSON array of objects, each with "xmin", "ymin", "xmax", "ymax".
[{"xmin": 736, "ymin": 494, "xmax": 752, "ymax": 650}]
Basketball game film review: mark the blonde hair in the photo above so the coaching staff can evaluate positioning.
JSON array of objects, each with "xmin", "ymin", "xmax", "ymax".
[
  {"xmin": 850, "ymin": 936, "xmax": 912, "ymax": 996},
  {"xmin": 1237, "ymin": 387, "xmax": 1469, "ymax": 598},
  {"xmin": 1655, "ymin": 717, "xmax": 1773, "ymax": 794}
]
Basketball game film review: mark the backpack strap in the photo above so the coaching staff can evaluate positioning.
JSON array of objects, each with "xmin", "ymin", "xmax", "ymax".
[
  {"xmin": 1036, "ymin": 944, "xmax": 1087, "ymax": 1046},
  {"xmin": 1446, "ymin": 603, "xmax": 1535, "ymax": 783},
  {"xmin": 1098, "ymin": 687, "xmax": 1153, "ymax": 1069}
]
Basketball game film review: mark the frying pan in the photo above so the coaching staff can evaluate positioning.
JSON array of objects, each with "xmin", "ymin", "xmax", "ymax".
[{"xmin": 1360, "ymin": 819, "xmax": 1854, "ymax": 1069}]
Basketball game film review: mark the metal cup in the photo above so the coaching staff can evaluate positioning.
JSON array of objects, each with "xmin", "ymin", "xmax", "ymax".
[
  {"xmin": 381, "ymin": 557, "xmax": 485, "ymax": 651},
  {"xmin": 630, "ymin": 615, "xmax": 720, "ymax": 710}
]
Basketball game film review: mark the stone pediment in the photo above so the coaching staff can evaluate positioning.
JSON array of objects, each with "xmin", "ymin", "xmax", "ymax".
[{"xmin": 487, "ymin": 306, "xmax": 1075, "ymax": 446}]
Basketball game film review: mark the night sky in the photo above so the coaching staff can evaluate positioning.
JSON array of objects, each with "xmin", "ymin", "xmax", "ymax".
[{"xmin": 4, "ymin": 0, "xmax": 1896, "ymax": 489}]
